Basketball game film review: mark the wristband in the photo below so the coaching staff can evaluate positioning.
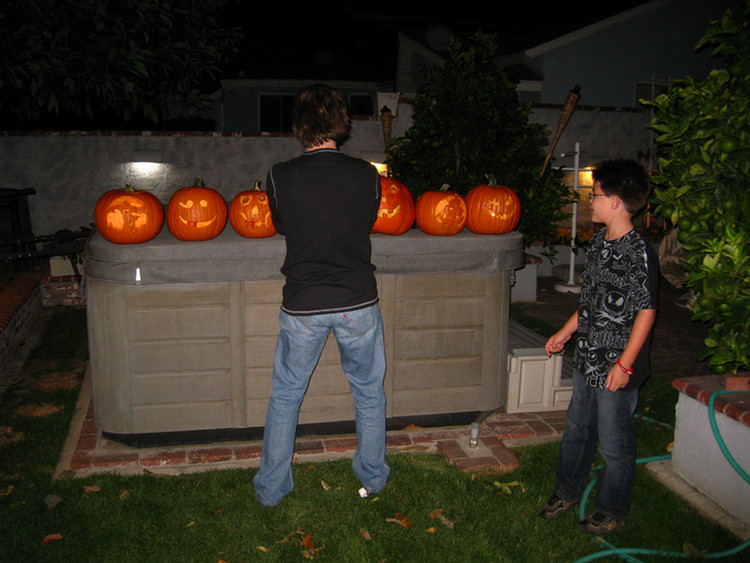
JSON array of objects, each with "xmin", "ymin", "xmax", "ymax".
[{"xmin": 616, "ymin": 359, "xmax": 633, "ymax": 376}]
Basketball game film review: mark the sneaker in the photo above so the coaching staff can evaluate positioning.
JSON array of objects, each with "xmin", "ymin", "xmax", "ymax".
[
  {"xmin": 539, "ymin": 493, "xmax": 576, "ymax": 520},
  {"xmin": 578, "ymin": 512, "xmax": 623, "ymax": 536}
]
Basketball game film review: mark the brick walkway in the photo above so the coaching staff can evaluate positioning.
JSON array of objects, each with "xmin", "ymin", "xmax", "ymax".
[{"xmin": 54, "ymin": 372, "xmax": 566, "ymax": 479}]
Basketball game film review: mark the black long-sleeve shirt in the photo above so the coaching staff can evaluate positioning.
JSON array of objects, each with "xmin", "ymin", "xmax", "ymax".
[{"xmin": 266, "ymin": 148, "xmax": 381, "ymax": 315}]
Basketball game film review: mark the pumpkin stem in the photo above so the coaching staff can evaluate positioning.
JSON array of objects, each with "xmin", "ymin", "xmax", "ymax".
[
  {"xmin": 193, "ymin": 176, "xmax": 205, "ymax": 187},
  {"xmin": 485, "ymin": 174, "xmax": 498, "ymax": 186},
  {"xmin": 124, "ymin": 182, "xmax": 135, "ymax": 192},
  {"xmin": 439, "ymin": 184, "xmax": 451, "ymax": 192},
  {"xmin": 253, "ymin": 179, "xmax": 262, "ymax": 191}
]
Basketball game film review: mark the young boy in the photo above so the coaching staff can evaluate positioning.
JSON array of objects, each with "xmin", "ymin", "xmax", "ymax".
[
  {"xmin": 252, "ymin": 83, "xmax": 389, "ymax": 507},
  {"xmin": 539, "ymin": 159, "xmax": 659, "ymax": 535}
]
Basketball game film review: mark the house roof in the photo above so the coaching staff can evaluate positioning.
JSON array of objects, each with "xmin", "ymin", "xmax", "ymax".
[{"xmin": 524, "ymin": 0, "xmax": 667, "ymax": 58}]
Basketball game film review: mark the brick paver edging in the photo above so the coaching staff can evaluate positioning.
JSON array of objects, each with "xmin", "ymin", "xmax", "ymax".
[
  {"xmin": 54, "ymin": 370, "xmax": 566, "ymax": 479},
  {"xmin": 673, "ymin": 376, "xmax": 750, "ymax": 428}
]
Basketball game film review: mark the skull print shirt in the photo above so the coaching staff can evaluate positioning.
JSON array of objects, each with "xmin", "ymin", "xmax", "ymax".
[{"xmin": 574, "ymin": 228, "xmax": 659, "ymax": 390}]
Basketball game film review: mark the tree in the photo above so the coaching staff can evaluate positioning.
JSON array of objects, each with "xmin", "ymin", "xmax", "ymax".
[
  {"xmin": 0, "ymin": 0, "xmax": 242, "ymax": 128},
  {"xmin": 646, "ymin": 1, "xmax": 750, "ymax": 375},
  {"xmin": 387, "ymin": 32, "xmax": 569, "ymax": 247}
]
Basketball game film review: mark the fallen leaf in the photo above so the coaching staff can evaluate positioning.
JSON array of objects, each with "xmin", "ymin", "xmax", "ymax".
[
  {"xmin": 119, "ymin": 489, "xmax": 131, "ymax": 500},
  {"xmin": 360, "ymin": 528, "xmax": 371, "ymax": 540},
  {"xmin": 425, "ymin": 527, "xmax": 437, "ymax": 533},
  {"xmin": 186, "ymin": 521, "xmax": 195, "ymax": 527},
  {"xmin": 667, "ymin": 442, "xmax": 674, "ymax": 453},
  {"xmin": 386, "ymin": 512, "xmax": 412, "ymax": 528},
  {"xmin": 429, "ymin": 508, "xmax": 454, "ymax": 529},
  {"xmin": 214, "ymin": 507, "xmax": 225, "ymax": 515},
  {"xmin": 299, "ymin": 533, "xmax": 326, "ymax": 559},
  {"xmin": 83, "ymin": 485, "xmax": 101, "ymax": 493},
  {"xmin": 0, "ymin": 485, "xmax": 14, "ymax": 497},
  {"xmin": 321, "ymin": 480, "xmax": 331, "ymax": 491},
  {"xmin": 492, "ymin": 480, "xmax": 526, "ymax": 495},
  {"xmin": 43, "ymin": 533, "xmax": 63, "ymax": 545},
  {"xmin": 683, "ymin": 542, "xmax": 708, "ymax": 557},
  {"xmin": 300, "ymin": 533, "xmax": 315, "ymax": 550},
  {"xmin": 44, "ymin": 494, "xmax": 64, "ymax": 509},
  {"xmin": 256, "ymin": 545, "xmax": 270, "ymax": 552},
  {"xmin": 402, "ymin": 423, "xmax": 423, "ymax": 430},
  {"xmin": 14, "ymin": 404, "xmax": 62, "ymax": 418},
  {"xmin": 276, "ymin": 528, "xmax": 304, "ymax": 544}
]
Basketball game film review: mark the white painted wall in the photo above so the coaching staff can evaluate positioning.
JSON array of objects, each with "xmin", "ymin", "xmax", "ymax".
[{"xmin": 672, "ymin": 392, "xmax": 750, "ymax": 525}]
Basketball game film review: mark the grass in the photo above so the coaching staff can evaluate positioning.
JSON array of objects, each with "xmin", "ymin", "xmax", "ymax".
[{"xmin": 0, "ymin": 307, "xmax": 747, "ymax": 562}]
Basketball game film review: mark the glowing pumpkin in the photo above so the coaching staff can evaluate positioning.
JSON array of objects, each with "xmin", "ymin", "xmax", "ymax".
[
  {"xmin": 372, "ymin": 177, "xmax": 415, "ymax": 235},
  {"xmin": 94, "ymin": 183, "xmax": 164, "ymax": 244},
  {"xmin": 466, "ymin": 182, "xmax": 521, "ymax": 234},
  {"xmin": 415, "ymin": 185, "xmax": 467, "ymax": 236},
  {"xmin": 166, "ymin": 177, "xmax": 227, "ymax": 241},
  {"xmin": 229, "ymin": 180, "xmax": 277, "ymax": 238}
]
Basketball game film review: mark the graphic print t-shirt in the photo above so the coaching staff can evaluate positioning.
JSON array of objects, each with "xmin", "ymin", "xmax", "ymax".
[{"xmin": 574, "ymin": 229, "xmax": 659, "ymax": 390}]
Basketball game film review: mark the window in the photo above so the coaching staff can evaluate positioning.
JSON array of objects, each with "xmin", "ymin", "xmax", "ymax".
[
  {"xmin": 259, "ymin": 94, "xmax": 295, "ymax": 132},
  {"xmin": 635, "ymin": 80, "xmax": 673, "ymax": 105},
  {"xmin": 349, "ymin": 94, "xmax": 374, "ymax": 116}
]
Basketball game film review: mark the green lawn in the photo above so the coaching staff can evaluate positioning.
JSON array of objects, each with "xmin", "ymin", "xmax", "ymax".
[{"xmin": 0, "ymin": 307, "xmax": 747, "ymax": 562}]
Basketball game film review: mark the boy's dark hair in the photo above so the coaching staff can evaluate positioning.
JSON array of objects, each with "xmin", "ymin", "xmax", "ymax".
[
  {"xmin": 592, "ymin": 159, "xmax": 651, "ymax": 214},
  {"xmin": 292, "ymin": 83, "xmax": 351, "ymax": 149}
]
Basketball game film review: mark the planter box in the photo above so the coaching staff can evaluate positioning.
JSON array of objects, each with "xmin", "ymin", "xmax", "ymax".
[
  {"xmin": 671, "ymin": 376, "xmax": 750, "ymax": 526},
  {"xmin": 84, "ymin": 229, "xmax": 524, "ymax": 441}
]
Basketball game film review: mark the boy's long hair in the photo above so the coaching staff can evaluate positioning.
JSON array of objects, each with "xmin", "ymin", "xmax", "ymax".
[
  {"xmin": 593, "ymin": 159, "xmax": 651, "ymax": 214},
  {"xmin": 292, "ymin": 83, "xmax": 351, "ymax": 149}
]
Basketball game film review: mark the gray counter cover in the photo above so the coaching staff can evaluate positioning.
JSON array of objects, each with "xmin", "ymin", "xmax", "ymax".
[{"xmin": 84, "ymin": 228, "xmax": 525, "ymax": 285}]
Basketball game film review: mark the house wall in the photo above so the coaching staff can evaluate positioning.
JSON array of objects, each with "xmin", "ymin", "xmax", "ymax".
[
  {"xmin": 530, "ymin": 0, "xmax": 734, "ymax": 108},
  {"xmin": 0, "ymin": 104, "xmax": 649, "ymax": 238}
]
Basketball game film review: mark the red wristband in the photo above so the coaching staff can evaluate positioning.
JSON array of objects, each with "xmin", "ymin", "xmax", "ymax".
[{"xmin": 616, "ymin": 360, "xmax": 633, "ymax": 376}]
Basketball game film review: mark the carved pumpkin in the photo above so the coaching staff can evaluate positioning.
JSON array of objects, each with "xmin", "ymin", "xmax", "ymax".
[
  {"xmin": 466, "ymin": 182, "xmax": 521, "ymax": 234},
  {"xmin": 94, "ymin": 183, "xmax": 164, "ymax": 244},
  {"xmin": 372, "ymin": 177, "xmax": 415, "ymax": 235},
  {"xmin": 229, "ymin": 180, "xmax": 277, "ymax": 238},
  {"xmin": 415, "ymin": 185, "xmax": 467, "ymax": 236},
  {"xmin": 166, "ymin": 177, "xmax": 227, "ymax": 241}
]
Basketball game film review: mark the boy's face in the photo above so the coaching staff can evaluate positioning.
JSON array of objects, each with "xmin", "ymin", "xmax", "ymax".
[{"xmin": 589, "ymin": 181, "xmax": 613, "ymax": 224}]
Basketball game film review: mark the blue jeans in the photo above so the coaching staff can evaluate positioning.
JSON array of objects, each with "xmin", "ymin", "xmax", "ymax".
[
  {"xmin": 253, "ymin": 304, "xmax": 390, "ymax": 506},
  {"xmin": 554, "ymin": 370, "xmax": 639, "ymax": 521}
]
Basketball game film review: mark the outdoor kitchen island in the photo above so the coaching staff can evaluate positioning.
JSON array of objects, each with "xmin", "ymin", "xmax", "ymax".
[{"xmin": 83, "ymin": 227, "xmax": 524, "ymax": 444}]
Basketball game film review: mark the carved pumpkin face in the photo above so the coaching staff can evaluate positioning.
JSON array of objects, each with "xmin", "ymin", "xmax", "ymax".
[
  {"xmin": 166, "ymin": 184, "xmax": 227, "ymax": 241},
  {"xmin": 466, "ymin": 184, "xmax": 521, "ymax": 234},
  {"xmin": 94, "ymin": 184, "xmax": 164, "ymax": 244},
  {"xmin": 229, "ymin": 185, "xmax": 277, "ymax": 238},
  {"xmin": 372, "ymin": 177, "xmax": 415, "ymax": 235},
  {"xmin": 415, "ymin": 187, "xmax": 467, "ymax": 236}
]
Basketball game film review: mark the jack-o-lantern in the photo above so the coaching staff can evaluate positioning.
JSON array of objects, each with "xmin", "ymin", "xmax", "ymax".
[
  {"xmin": 166, "ymin": 177, "xmax": 227, "ymax": 241},
  {"xmin": 94, "ymin": 183, "xmax": 164, "ymax": 244},
  {"xmin": 466, "ymin": 182, "xmax": 521, "ymax": 235},
  {"xmin": 229, "ymin": 180, "xmax": 277, "ymax": 238},
  {"xmin": 372, "ymin": 177, "xmax": 415, "ymax": 235},
  {"xmin": 415, "ymin": 184, "xmax": 467, "ymax": 236}
]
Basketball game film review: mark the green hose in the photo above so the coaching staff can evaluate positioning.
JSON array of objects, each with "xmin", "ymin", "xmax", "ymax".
[{"xmin": 573, "ymin": 389, "xmax": 750, "ymax": 563}]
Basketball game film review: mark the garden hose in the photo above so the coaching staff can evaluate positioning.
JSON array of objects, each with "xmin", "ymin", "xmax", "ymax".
[{"xmin": 573, "ymin": 390, "xmax": 750, "ymax": 563}]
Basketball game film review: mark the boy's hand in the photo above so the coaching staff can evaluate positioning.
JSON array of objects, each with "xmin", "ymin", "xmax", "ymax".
[
  {"xmin": 605, "ymin": 365, "xmax": 630, "ymax": 391},
  {"xmin": 545, "ymin": 331, "xmax": 570, "ymax": 357}
]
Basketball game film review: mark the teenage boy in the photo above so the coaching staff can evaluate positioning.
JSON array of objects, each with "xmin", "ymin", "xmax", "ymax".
[
  {"xmin": 252, "ymin": 83, "xmax": 389, "ymax": 507},
  {"xmin": 539, "ymin": 159, "xmax": 659, "ymax": 535}
]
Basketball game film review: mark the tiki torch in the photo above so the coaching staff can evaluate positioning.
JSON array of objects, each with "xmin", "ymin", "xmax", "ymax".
[{"xmin": 540, "ymin": 85, "xmax": 581, "ymax": 177}]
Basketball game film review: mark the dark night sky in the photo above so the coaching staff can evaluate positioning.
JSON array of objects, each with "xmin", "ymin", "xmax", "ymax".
[{"xmin": 221, "ymin": 1, "xmax": 650, "ymax": 82}]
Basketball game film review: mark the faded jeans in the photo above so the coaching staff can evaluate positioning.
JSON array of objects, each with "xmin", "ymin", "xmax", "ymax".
[
  {"xmin": 554, "ymin": 370, "xmax": 639, "ymax": 521},
  {"xmin": 253, "ymin": 304, "xmax": 390, "ymax": 506}
]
